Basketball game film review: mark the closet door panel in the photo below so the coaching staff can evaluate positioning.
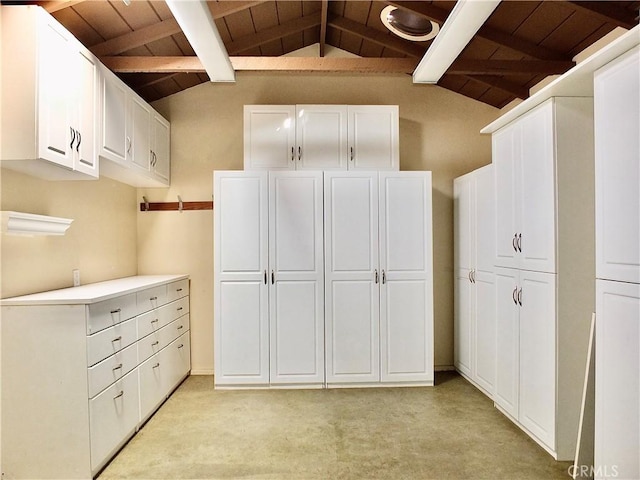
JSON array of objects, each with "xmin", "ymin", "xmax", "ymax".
[{"xmin": 296, "ymin": 105, "xmax": 347, "ymax": 170}]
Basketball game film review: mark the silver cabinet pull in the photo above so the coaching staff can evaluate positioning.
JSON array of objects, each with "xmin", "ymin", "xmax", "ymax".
[
  {"xmin": 76, "ymin": 130, "xmax": 81, "ymax": 152},
  {"xmin": 468, "ymin": 271, "xmax": 473, "ymax": 283},
  {"xmin": 271, "ymin": 270, "xmax": 275, "ymax": 285},
  {"xmin": 298, "ymin": 146, "xmax": 301, "ymax": 161},
  {"xmin": 70, "ymin": 127, "xmax": 76, "ymax": 150},
  {"xmin": 264, "ymin": 270, "xmax": 267, "ymax": 285},
  {"xmin": 512, "ymin": 287, "xmax": 518, "ymax": 305},
  {"xmin": 177, "ymin": 288, "xmax": 183, "ymax": 292},
  {"xmin": 151, "ymin": 318, "xmax": 159, "ymax": 324},
  {"xmin": 382, "ymin": 270, "xmax": 386, "ymax": 285},
  {"xmin": 152, "ymin": 341, "xmax": 159, "ymax": 346},
  {"xmin": 350, "ymin": 146, "xmax": 354, "ymax": 161},
  {"xmin": 177, "ymin": 325, "xmax": 184, "ymax": 330},
  {"xmin": 512, "ymin": 234, "xmax": 518, "ymax": 252},
  {"xmin": 126, "ymin": 136, "xmax": 132, "ymax": 154},
  {"xmin": 112, "ymin": 363, "xmax": 123, "ymax": 371},
  {"xmin": 177, "ymin": 307, "xmax": 183, "ymax": 311},
  {"xmin": 112, "ymin": 336, "xmax": 122, "ymax": 343},
  {"xmin": 517, "ymin": 233, "xmax": 522, "ymax": 252},
  {"xmin": 472, "ymin": 270, "xmax": 476, "ymax": 283},
  {"xmin": 110, "ymin": 308, "xmax": 121, "ymax": 314},
  {"xmin": 178, "ymin": 344, "xmax": 184, "ymax": 349},
  {"xmin": 291, "ymin": 146, "xmax": 294, "ymax": 162},
  {"xmin": 517, "ymin": 288, "xmax": 523, "ymax": 306},
  {"xmin": 113, "ymin": 390, "xmax": 124, "ymax": 400},
  {"xmin": 375, "ymin": 269, "xmax": 379, "ymax": 284},
  {"xmin": 153, "ymin": 363, "xmax": 160, "ymax": 368},
  {"xmin": 150, "ymin": 296, "xmax": 158, "ymax": 301}
]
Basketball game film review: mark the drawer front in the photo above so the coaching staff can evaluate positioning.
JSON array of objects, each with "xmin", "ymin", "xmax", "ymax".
[
  {"xmin": 137, "ymin": 297, "xmax": 190, "ymax": 340},
  {"xmin": 138, "ymin": 314, "xmax": 190, "ymax": 364},
  {"xmin": 161, "ymin": 296, "xmax": 190, "ymax": 325},
  {"xmin": 87, "ymin": 317, "xmax": 137, "ymax": 366},
  {"xmin": 166, "ymin": 279, "xmax": 189, "ymax": 303},
  {"xmin": 88, "ymin": 343, "xmax": 138, "ymax": 398},
  {"xmin": 139, "ymin": 348, "xmax": 171, "ymax": 422},
  {"xmin": 89, "ymin": 369, "xmax": 139, "ymax": 472},
  {"xmin": 167, "ymin": 333, "xmax": 191, "ymax": 389},
  {"xmin": 87, "ymin": 293, "xmax": 137, "ymax": 335},
  {"xmin": 137, "ymin": 285, "xmax": 168, "ymax": 315}
]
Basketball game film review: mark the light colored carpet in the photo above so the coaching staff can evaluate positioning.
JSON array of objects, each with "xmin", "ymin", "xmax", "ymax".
[{"xmin": 98, "ymin": 372, "xmax": 572, "ymax": 479}]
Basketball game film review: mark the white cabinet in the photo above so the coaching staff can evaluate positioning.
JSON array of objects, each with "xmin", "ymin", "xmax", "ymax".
[
  {"xmin": 99, "ymin": 66, "xmax": 171, "ymax": 187},
  {"xmin": 213, "ymin": 171, "xmax": 324, "ymax": 387},
  {"xmin": 324, "ymin": 171, "xmax": 433, "ymax": 386},
  {"xmin": 594, "ymin": 47, "xmax": 640, "ymax": 284},
  {"xmin": 494, "ymin": 268, "xmax": 556, "ymax": 451},
  {"xmin": 1, "ymin": 5, "xmax": 98, "ymax": 180},
  {"xmin": 0, "ymin": 275, "xmax": 190, "ymax": 479},
  {"xmin": 243, "ymin": 105, "xmax": 399, "ymax": 171},
  {"xmin": 454, "ymin": 165, "xmax": 496, "ymax": 395},
  {"xmin": 594, "ymin": 279, "xmax": 640, "ymax": 480}
]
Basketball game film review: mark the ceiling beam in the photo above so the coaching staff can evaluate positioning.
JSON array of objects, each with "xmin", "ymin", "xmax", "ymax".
[
  {"xmin": 328, "ymin": 14, "xmax": 425, "ymax": 58},
  {"xmin": 101, "ymin": 56, "xmax": 419, "ymax": 74},
  {"xmin": 320, "ymin": 0, "xmax": 329, "ymax": 57},
  {"xmin": 91, "ymin": 18, "xmax": 182, "ymax": 57},
  {"xmin": 449, "ymin": 59, "xmax": 574, "ymax": 75},
  {"xmin": 566, "ymin": 1, "xmax": 638, "ymax": 29},
  {"xmin": 227, "ymin": 13, "xmax": 321, "ymax": 55},
  {"xmin": 39, "ymin": 1, "xmax": 85, "ymax": 13},
  {"xmin": 389, "ymin": 0, "xmax": 569, "ymax": 61},
  {"xmin": 207, "ymin": 1, "xmax": 267, "ymax": 20},
  {"xmin": 462, "ymin": 75, "xmax": 529, "ymax": 99}
]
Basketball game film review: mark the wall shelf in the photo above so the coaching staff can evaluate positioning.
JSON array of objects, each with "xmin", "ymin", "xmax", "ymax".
[{"xmin": 1, "ymin": 211, "xmax": 74, "ymax": 236}]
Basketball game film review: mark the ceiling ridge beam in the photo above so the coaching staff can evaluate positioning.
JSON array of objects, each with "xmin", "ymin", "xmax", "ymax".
[
  {"xmin": 328, "ymin": 14, "xmax": 425, "ymax": 58},
  {"xmin": 566, "ymin": 1, "xmax": 638, "ymax": 29},
  {"xmin": 449, "ymin": 59, "xmax": 574, "ymax": 75},
  {"xmin": 227, "ymin": 13, "xmax": 321, "ymax": 55},
  {"xmin": 463, "ymin": 75, "xmax": 529, "ymax": 99},
  {"xmin": 320, "ymin": 0, "xmax": 329, "ymax": 57},
  {"xmin": 389, "ymin": 0, "xmax": 569, "ymax": 61},
  {"xmin": 91, "ymin": 18, "xmax": 181, "ymax": 57},
  {"xmin": 207, "ymin": 1, "xmax": 267, "ymax": 20}
]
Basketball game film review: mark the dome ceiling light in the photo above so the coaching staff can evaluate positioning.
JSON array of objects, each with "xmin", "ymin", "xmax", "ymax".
[{"xmin": 380, "ymin": 5, "xmax": 440, "ymax": 42}]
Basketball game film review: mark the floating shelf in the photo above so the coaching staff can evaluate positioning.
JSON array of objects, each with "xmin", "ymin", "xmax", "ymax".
[{"xmin": 1, "ymin": 211, "xmax": 74, "ymax": 236}]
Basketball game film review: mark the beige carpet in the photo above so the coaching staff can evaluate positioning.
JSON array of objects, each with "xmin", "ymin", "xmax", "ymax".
[{"xmin": 98, "ymin": 372, "xmax": 572, "ymax": 479}]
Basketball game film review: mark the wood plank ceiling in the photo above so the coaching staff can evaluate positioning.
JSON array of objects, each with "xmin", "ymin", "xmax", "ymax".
[{"xmin": 20, "ymin": 0, "xmax": 640, "ymax": 108}]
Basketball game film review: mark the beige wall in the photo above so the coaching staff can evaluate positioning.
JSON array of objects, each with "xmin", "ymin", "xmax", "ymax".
[
  {"xmin": 0, "ymin": 169, "xmax": 138, "ymax": 298},
  {"xmin": 140, "ymin": 73, "xmax": 498, "ymax": 373}
]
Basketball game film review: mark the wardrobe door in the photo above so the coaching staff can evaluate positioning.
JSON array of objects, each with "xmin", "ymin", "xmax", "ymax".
[
  {"xmin": 325, "ymin": 172, "xmax": 380, "ymax": 384},
  {"xmin": 379, "ymin": 172, "xmax": 433, "ymax": 384},
  {"xmin": 214, "ymin": 171, "xmax": 269, "ymax": 386},
  {"xmin": 269, "ymin": 172, "xmax": 325, "ymax": 386}
]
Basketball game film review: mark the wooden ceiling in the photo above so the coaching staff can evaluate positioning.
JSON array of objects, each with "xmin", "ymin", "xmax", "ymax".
[{"xmin": 20, "ymin": 0, "xmax": 640, "ymax": 108}]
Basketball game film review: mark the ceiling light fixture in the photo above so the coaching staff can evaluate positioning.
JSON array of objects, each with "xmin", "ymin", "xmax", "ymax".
[
  {"xmin": 165, "ymin": 0, "xmax": 235, "ymax": 82},
  {"xmin": 413, "ymin": 0, "xmax": 501, "ymax": 84},
  {"xmin": 380, "ymin": 6, "xmax": 439, "ymax": 42}
]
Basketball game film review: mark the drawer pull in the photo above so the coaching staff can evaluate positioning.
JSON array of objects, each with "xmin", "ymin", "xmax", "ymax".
[
  {"xmin": 113, "ymin": 390, "xmax": 124, "ymax": 400},
  {"xmin": 150, "ymin": 296, "xmax": 158, "ymax": 301},
  {"xmin": 110, "ymin": 308, "xmax": 121, "ymax": 314},
  {"xmin": 112, "ymin": 363, "xmax": 123, "ymax": 371},
  {"xmin": 112, "ymin": 336, "xmax": 122, "ymax": 343},
  {"xmin": 177, "ymin": 325, "xmax": 184, "ymax": 330},
  {"xmin": 177, "ymin": 307, "xmax": 183, "ymax": 311},
  {"xmin": 152, "ymin": 341, "xmax": 159, "ymax": 346},
  {"xmin": 153, "ymin": 363, "xmax": 160, "ymax": 368},
  {"xmin": 177, "ymin": 288, "xmax": 183, "ymax": 292},
  {"xmin": 151, "ymin": 318, "xmax": 159, "ymax": 324},
  {"xmin": 178, "ymin": 344, "xmax": 184, "ymax": 349}
]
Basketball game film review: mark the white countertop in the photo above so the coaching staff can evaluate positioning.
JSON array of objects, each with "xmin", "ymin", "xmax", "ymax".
[{"xmin": 0, "ymin": 275, "xmax": 189, "ymax": 306}]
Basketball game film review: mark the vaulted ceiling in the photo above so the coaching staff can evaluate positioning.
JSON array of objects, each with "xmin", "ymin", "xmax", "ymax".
[{"xmin": 19, "ymin": 1, "xmax": 640, "ymax": 108}]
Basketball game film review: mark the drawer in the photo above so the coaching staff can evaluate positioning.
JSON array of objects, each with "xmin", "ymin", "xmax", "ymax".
[
  {"xmin": 136, "ymin": 297, "xmax": 190, "ymax": 340},
  {"xmin": 87, "ymin": 293, "xmax": 137, "ymax": 335},
  {"xmin": 87, "ymin": 342, "xmax": 138, "ymax": 398},
  {"xmin": 162, "ymin": 296, "xmax": 190, "ymax": 324},
  {"xmin": 89, "ymin": 369, "xmax": 139, "ymax": 472},
  {"xmin": 137, "ymin": 284, "xmax": 168, "ymax": 315},
  {"xmin": 87, "ymin": 317, "xmax": 137, "ymax": 367},
  {"xmin": 166, "ymin": 279, "xmax": 189, "ymax": 303},
  {"xmin": 138, "ymin": 314, "xmax": 190, "ymax": 364}
]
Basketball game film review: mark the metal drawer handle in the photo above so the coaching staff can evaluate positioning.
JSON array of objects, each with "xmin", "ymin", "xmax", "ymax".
[
  {"xmin": 512, "ymin": 287, "xmax": 518, "ymax": 305},
  {"xmin": 150, "ymin": 296, "xmax": 158, "ymax": 301},
  {"xmin": 177, "ymin": 325, "xmax": 184, "ymax": 330},
  {"xmin": 152, "ymin": 341, "xmax": 159, "ymax": 346},
  {"xmin": 298, "ymin": 146, "xmax": 301, "ymax": 161},
  {"xmin": 517, "ymin": 233, "xmax": 522, "ymax": 253},
  {"xmin": 350, "ymin": 146, "xmax": 354, "ymax": 161},
  {"xmin": 271, "ymin": 270, "xmax": 275, "ymax": 285},
  {"xmin": 178, "ymin": 344, "xmax": 184, "ymax": 349},
  {"xmin": 512, "ymin": 234, "xmax": 518, "ymax": 252},
  {"xmin": 517, "ymin": 288, "xmax": 523, "ymax": 306},
  {"xmin": 291, "ymin": 146, "xmax": 295, "ymax": 162},
  {"xmin": 113, "ymin": 390, "xmax": 124, "ymax": 400},
  {"xmin": 382, "ymin": 270, "xmax": 386, "ymax": 285},
  {"xmin": 112, "ymin": 363, "xmax": 123, "ymax": 371},
  {"xmin": 151, "ymin": 318, "xmax": 159, "ymax": 324},
  {"xmin": 177, "ymin": 307, "xmax": 183, "ymax": 311},
  {"xmin": 110, "ymin": 308, "xmax": 121, "ymax": 314},
  {"xmin": 153, "ymin": 363, "xmax": 160, "ymax": 368},
  {"xmin": 176, "ymin": 288, "xmax": 183, "ymax": 292},
  {"xmin": 112, "ymin": 336, "xmax": 122, "ymax": 343},
  {"xmin": 375, "ymin": 269, "xmax": 378, "ymax": 284}
]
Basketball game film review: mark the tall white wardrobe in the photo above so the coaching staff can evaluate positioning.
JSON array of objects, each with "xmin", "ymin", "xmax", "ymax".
[
  {"xmin": 213, "ymin": 170, "xmax": 434, "ymax": 389},
  {"xmin": 593, "ymin": 45, "xmax": 640, "ymax": 480}
]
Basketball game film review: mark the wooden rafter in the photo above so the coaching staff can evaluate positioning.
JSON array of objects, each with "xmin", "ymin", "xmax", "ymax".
[
  {"xmin": 449, "ymin": 59, "xmax": 574, "ymax": 75},
  {"xmin": 320, "ymin": 0, "xmax": 329, "ymax": 57},
  {"xmin": 207, "ymin": 0, "xmax": 267, "ymax": 20},
  {"xmin": 227, "ymin": 13, "xmax": 321, "ymax": 55},
  {"xmin": 389, "ymin": 1, "xmax": 569, "ymax": 61},
  {"xmin": 91, "ymin": 19, "xmax": 182, "ymax": 57},
  {"xmin": 39, "ymin": 0, "xmax": 85, "ymax": 13},
  {"xmin": 463, "ymin": 75, "xmax": 529, "ymax": 99},
  {"xmin": 566, "ymin": 1, "xmax": 638, "ymax": 29},
  {"xmin": 328, "ymin": 14, "xmax": 425, "ymax": 58}
]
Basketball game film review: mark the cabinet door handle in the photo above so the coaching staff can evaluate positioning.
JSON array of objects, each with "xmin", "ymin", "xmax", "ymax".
[
  {"xmin": 291, "ymin": 146, "xmax": 294, "ymax": 162},
  {"xmin": 76, "ymin": 131, "xmax": 81, "ymax": 152},
  {"xmin": 512, "ymin": 234, "xmax": 518, "ymax": 252},
  {"xmin": 177, "ymin": 307, "xmax": 183, "ymax": 311},
  {"xmin": 512, "ymin": 287, "xmax": 518, "ymax": 305},
  {"xmin": 113, "ymin": 390, "xmax": 124, "ymax": 400},
  {"xmin": 126, "ymin": 136, "xmax": 132, "ymax": 154},
  {"xmin": 517, "ymin": 233, "xmax": 522, "ymax": 252},
  {"xmin": 375, "ymin": 269, "xmax": 379, "ymax": 284},
  {"xmin": 517, "ymin": 288, "xmax": 523, "ymax": 306},
  {"xmin": 468, "ymin": 271, "xmax": 473, "ymax": 283},
  {"xmin": 153, "ymin": 363, "xmax": 160, "ymax": 368},
  {"xmin": 110, "ymin": 308, "xmax": 121, "ymax": 314},
  {"xmin": 112, "ymin": 363, "xmax": 123, "ymax": 371},
  {"xmin": 151, "ymin": 318, "xmax": 159, "ymax": 324},
  {"xmin": 178, "ymin": 344, "xmax": 184, "ymax": 349},
  {"xmin": 152, "ymin": 341, "xmax": 159, "ymax": 346},
  {"xmin": 150, "ymin": 296, "xmax": 158, "ymax": 301},
  {"xmin": 271, "ymin": 270, "xmax": 275, "ymax": 285},
  {"xmin": 382, "ymin": 270, "xmax": 386, "ymax": 285},
  {"xmin": 177, "ymin": 325, "xmax": 184, "ymax": 330},
  {"xmin": 112, "ymin": 336, "xmax": 122, "ymax": 343},
  {"xmin": 177, "ymin": 288, "xmax": 183, "ymax": 292},
  {"xmin": 350, "ymin": 146, "xmax": 354, "ymax": 162},
  {"xmin": 264, "ymin": 270, "xmax": 267, "ymax": 285},
  {"xmin": 472, "ymin": 270, "xmax": 476, "ymax": 283},
  {"xmin": 70, "ymin": 127, "xmax": 76, "ymax": 150},
  {"xmin": 298, "ymin": 146, "xmax": 301, "ymax": 161}
]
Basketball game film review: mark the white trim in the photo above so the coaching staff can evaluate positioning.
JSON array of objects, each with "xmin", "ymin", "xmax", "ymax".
[{"xmin": 1, "ymin": 211, "xmax": 73, "ymax": 236}]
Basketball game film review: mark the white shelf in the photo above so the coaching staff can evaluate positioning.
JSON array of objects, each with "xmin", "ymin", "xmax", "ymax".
[
  {"xmin": 1, "ymin": 211, "xmax": 73, "ymax": 236},
  {"xmin": 481, "ymin": 25, "xmax": 640, "ymax": 134}
]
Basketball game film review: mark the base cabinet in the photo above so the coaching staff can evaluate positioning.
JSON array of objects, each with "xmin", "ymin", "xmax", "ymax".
[{"xmin": 0, "ymin": 276, "xmax": 190, "ymax": 479}]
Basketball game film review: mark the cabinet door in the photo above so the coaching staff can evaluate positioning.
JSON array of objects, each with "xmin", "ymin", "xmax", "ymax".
[
  {"xmin": 494, "ymin": 267, "xmax": 520, "ymax": 418},
  {"xmin": 454, "ymin": 273, "xmax": 473, "ymax": 377},
  {"xmin": 325, "ymin": 172, "xmax": 380, "ymax": 384},
  {"xmin": 518, "ymin": 101, "xmax": 556, "ymax": 273},
  {"xmin": 518, "ymin": 270, "xmax": 556, "ymax": 450},
  {"xmin": 296, "ymin": 105, "xmax": 347, "ymax": 170},
  {"xmin": 493, "ymin": 123, "xmax": 520, "ymax": 269},
  {"xmin": 214, "ymin": 171, "xmax": 269, "ymax": 386},
  {"xmin": 379, "ymin": 172, "xmax": 433, "ymax": 383},
  {"xmin": 130, "ymin": 95, "xmax": 151, "ymax": 172},
  {"xmin": 99, "ymin": 67, "xmax": 128, "ymax": 165},
  {"xmin": 595, "ymin": 48, "xmax": 640, "ymax": 284},
  {"xmin": 73, "ymin": 47, "xmax": 98, "ymax": 177},
  {"xmin": 269, "ymin": 172, "xmax": 324, "ymax": 385},
  {"xmin": 37, "ymin": 16, "xmax": 73, "ymax": 168},
  {"xmin": 454, "ymin": 173, "xmax": 473, "ymax": 273},
  {"xmin": 595, "ymin": 279, "xmax": 640, "ymax": 480},
  {"xmin": 244, "ymin": 105, "xmax": 295, "ymax": 170},
  {"xmin": 348, "ymin": 106, "xmax": 399, "ymax": 170},
  {"xmin": 151, "ymin": 112, "xmax": 170, "ymax": 183}
]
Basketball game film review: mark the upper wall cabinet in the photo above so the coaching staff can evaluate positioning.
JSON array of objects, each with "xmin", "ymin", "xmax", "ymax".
[
  {"xmin": 99, "ymin": 65, "xmax": 171, "ymax": 187},
  {"xmin": 243, "ymin": 105, "xmax": 399, "ymax": 171},
  {"xmin": 1, "ymin": 5, "xmax": 99, "ymax": 180}
]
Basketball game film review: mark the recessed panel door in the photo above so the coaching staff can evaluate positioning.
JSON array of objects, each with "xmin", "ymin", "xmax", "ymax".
[
  {"xmin": 296, "ymin": 105, "xmax": 347, "ymax": 170},
  {"xmin": 325, "ymin": 172, "xmax": 379, "ymax": 384},
  {"xmin": 348, "ymin": 106, "xmax": 399, "ymax": 170},
  {"xmin": 244, "ymin": 105, "xmax": 296, "ymax": 170},
  {"xmin": 269, "ymin": 172, "xmax": 324, "ymax": 385}
]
